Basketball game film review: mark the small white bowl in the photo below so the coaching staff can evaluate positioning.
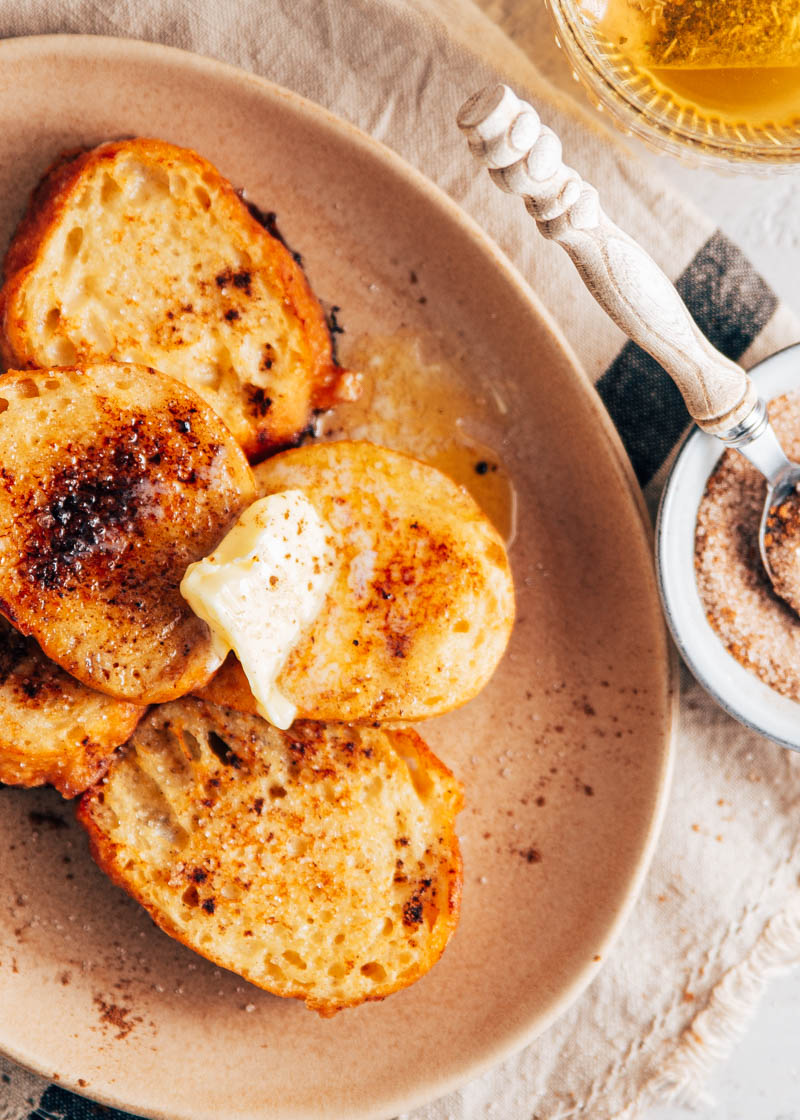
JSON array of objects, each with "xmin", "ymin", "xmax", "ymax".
[{"xmin": 657, "ymin": 343, "xmax": 800, "ymax": 751}]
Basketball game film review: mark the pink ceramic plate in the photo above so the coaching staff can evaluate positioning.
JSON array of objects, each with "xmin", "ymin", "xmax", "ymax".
[{"xmin": 0, "ymin": 35, "xmax": 674, "ymax": 1120}]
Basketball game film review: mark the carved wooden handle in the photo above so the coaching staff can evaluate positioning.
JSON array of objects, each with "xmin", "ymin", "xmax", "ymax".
[{"xmin": 457, "ymin": 84, "xmax": 757, "ymax": 437}]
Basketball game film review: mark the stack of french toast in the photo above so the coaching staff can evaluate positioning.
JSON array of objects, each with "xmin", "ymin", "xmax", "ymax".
[{"xmin": 0, "ymin": 139, "xmax": 515, "ymax": 1015}]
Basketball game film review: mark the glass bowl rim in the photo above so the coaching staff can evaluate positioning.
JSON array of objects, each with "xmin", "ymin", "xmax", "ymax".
[{"xmin": 544, "ymin": 0, "xmax": 800, "ymax": 169}]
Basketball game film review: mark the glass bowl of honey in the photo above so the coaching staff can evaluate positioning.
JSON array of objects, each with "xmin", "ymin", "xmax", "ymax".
[{"xmin": 545, "ymin": 0, "xmax": 800, "ymax": 167}]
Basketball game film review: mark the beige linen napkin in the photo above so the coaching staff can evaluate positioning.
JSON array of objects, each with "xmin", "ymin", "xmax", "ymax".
[{"xmin": 0, "ymin": 2, "xmax": 798, "ymax": 1119}]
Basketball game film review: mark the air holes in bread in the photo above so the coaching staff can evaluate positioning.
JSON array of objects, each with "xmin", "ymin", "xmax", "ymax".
[
  {"xmin": 169, "ymin": 173, "xmax": 187, "ymax": 196},
  {"xmin": 75, "ymin": 701, "xmax": 463, "ymax": 1015},
  {"xmin": 182, "ymin": 884, "xmax": 200, "ymax": 907},
  {"xmin": 0, "ymin": 138, "xmax": 346, "ymax": 459},
  {"xmin": 50, "ymin": 337, "xmax": 77, "ymax": 364},
  {"xmin": 207, "ymin": 730, "xmax": 240, "ymax": 768},
  {"xmin": 180, "ymin": 729, "xmax": 202, "ymax": 761},
  {"xmin": 128, "ymin": 163, "xmax": 170, "ymax": 204},
  {"xmin": 65, "ymin": 227, "xmax": 84, "ymax": 260},
  {"xmin": 100, "ymin": 174, "xmax": 122, "ymax": 206},
  {"xmin": 14, "ymin": 379, "xmax": 39, "ymax": 399}
]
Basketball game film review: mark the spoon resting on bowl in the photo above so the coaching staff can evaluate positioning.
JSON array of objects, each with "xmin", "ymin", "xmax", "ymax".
[{"xmin": 457, "ymin": 84, "xmax": 800, "ymax": 615}]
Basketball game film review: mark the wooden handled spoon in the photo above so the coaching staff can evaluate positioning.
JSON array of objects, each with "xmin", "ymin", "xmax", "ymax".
[{"xmin": 457, "ymin": 84, "xmax": 800, "ymax": 614}]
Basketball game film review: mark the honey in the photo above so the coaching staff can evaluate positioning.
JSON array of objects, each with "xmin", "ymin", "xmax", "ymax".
[
  {"xmin": 318, "ymin": 332, "xmax": 517, "ymax": 544},
  {"xmin": 584, "ymin": 0, "xmax": 800, "ymax": 132}
]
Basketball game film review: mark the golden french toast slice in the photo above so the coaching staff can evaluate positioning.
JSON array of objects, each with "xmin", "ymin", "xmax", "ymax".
[
  {"xmin": 196, "ymin": 440, "xmax": 515, "ymax": 722},
  {"xmin": 0, "ymin": 138, "xmax": 350, "ymax": 460},
  {"xmin": 0, "ymin": 364, "xmax": 255, "ymax": 704},
  {"xmin": 77, "ymin": 698, "xmax": 463, "ymax": 1016},
  {"xmin": 0, "ymin": 616, "xmax": 144, "ymax": 797}
]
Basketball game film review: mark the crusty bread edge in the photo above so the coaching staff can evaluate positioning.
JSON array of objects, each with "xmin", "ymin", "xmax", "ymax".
[
  {"xmin": 195, "ymin": 438, "xmax": 517, "ymax": 722},
  {"xmin": 0, "ymin": 139, "xmax": 348, "ymax": 460},
  {"xmin": 0, "ymin": 700, "xmax": 145, "ymax": 799},
  {"xmin": 76, "ymin": 715, "xmax": 464, "ymax": 1016},
  {"xmin": 0, "ymin": 147, "xmax": 95, "ymax": 370},
  {"xmin": 0, "ymin": 363, "xmax": 256, "ymax": 705}
]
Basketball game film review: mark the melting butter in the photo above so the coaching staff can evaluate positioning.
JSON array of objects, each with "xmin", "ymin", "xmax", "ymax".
[{"xmin": 180, "ymin": 491, "xmax": 334, "ymax": 729}]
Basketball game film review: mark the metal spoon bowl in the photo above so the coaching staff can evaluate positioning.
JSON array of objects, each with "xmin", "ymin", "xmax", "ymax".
[
  {"xmin": 759, "ymin": 471, "xmax": 800, "ymax": 615},
  {"xmin": 714, "ymin": 392, "xmax": 800, "ymax": 615}
]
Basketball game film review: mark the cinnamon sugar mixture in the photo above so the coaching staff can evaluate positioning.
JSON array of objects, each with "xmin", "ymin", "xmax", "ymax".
[{"xmin": 695, "ymin": 391, "xmax": 800, "ymax": 699}]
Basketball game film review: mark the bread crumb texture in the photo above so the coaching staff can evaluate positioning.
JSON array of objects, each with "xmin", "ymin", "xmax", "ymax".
[
  {"xmin": 77, "ymin": 698, "xmax": 464, "ymax": 1016},
  {"xmin": 0, "ymin": 615, "xmax": 143, "ymax": 796},
  {"xmin": 0, "ymin": 364, "xmax": 254, "ymax": 704},
  {"xmin": 0, "ymin": 138, "xmax": 346, "ymax": 460},
  {"xmin": 197, "ymin": 440, "xmax": 515, "ymax": 722}
]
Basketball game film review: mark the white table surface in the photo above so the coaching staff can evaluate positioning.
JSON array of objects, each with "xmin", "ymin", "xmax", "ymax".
[
  {"xmin": 474, "ymin": 4, "xmax": 800, "ymax": 1114},
  {"xmin": 647, "ymin": 973, "xmax": 800, "ymax": 1120}
]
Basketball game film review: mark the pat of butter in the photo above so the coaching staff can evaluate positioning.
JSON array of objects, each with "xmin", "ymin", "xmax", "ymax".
[{"xmin": 180, "ymin": 491, "xmax": 334, "ymax": 730}]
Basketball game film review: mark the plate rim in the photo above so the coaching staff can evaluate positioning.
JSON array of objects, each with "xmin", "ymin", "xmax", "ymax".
[{"xmin": 0, "ymin": 31, "xmax": 676, "ymax": 1120}]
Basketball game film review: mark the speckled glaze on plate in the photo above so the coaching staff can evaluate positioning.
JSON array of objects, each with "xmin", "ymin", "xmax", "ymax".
[{"xmin": 0, "ymin": 36, "xmax": 674, "ymax": 1120}]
